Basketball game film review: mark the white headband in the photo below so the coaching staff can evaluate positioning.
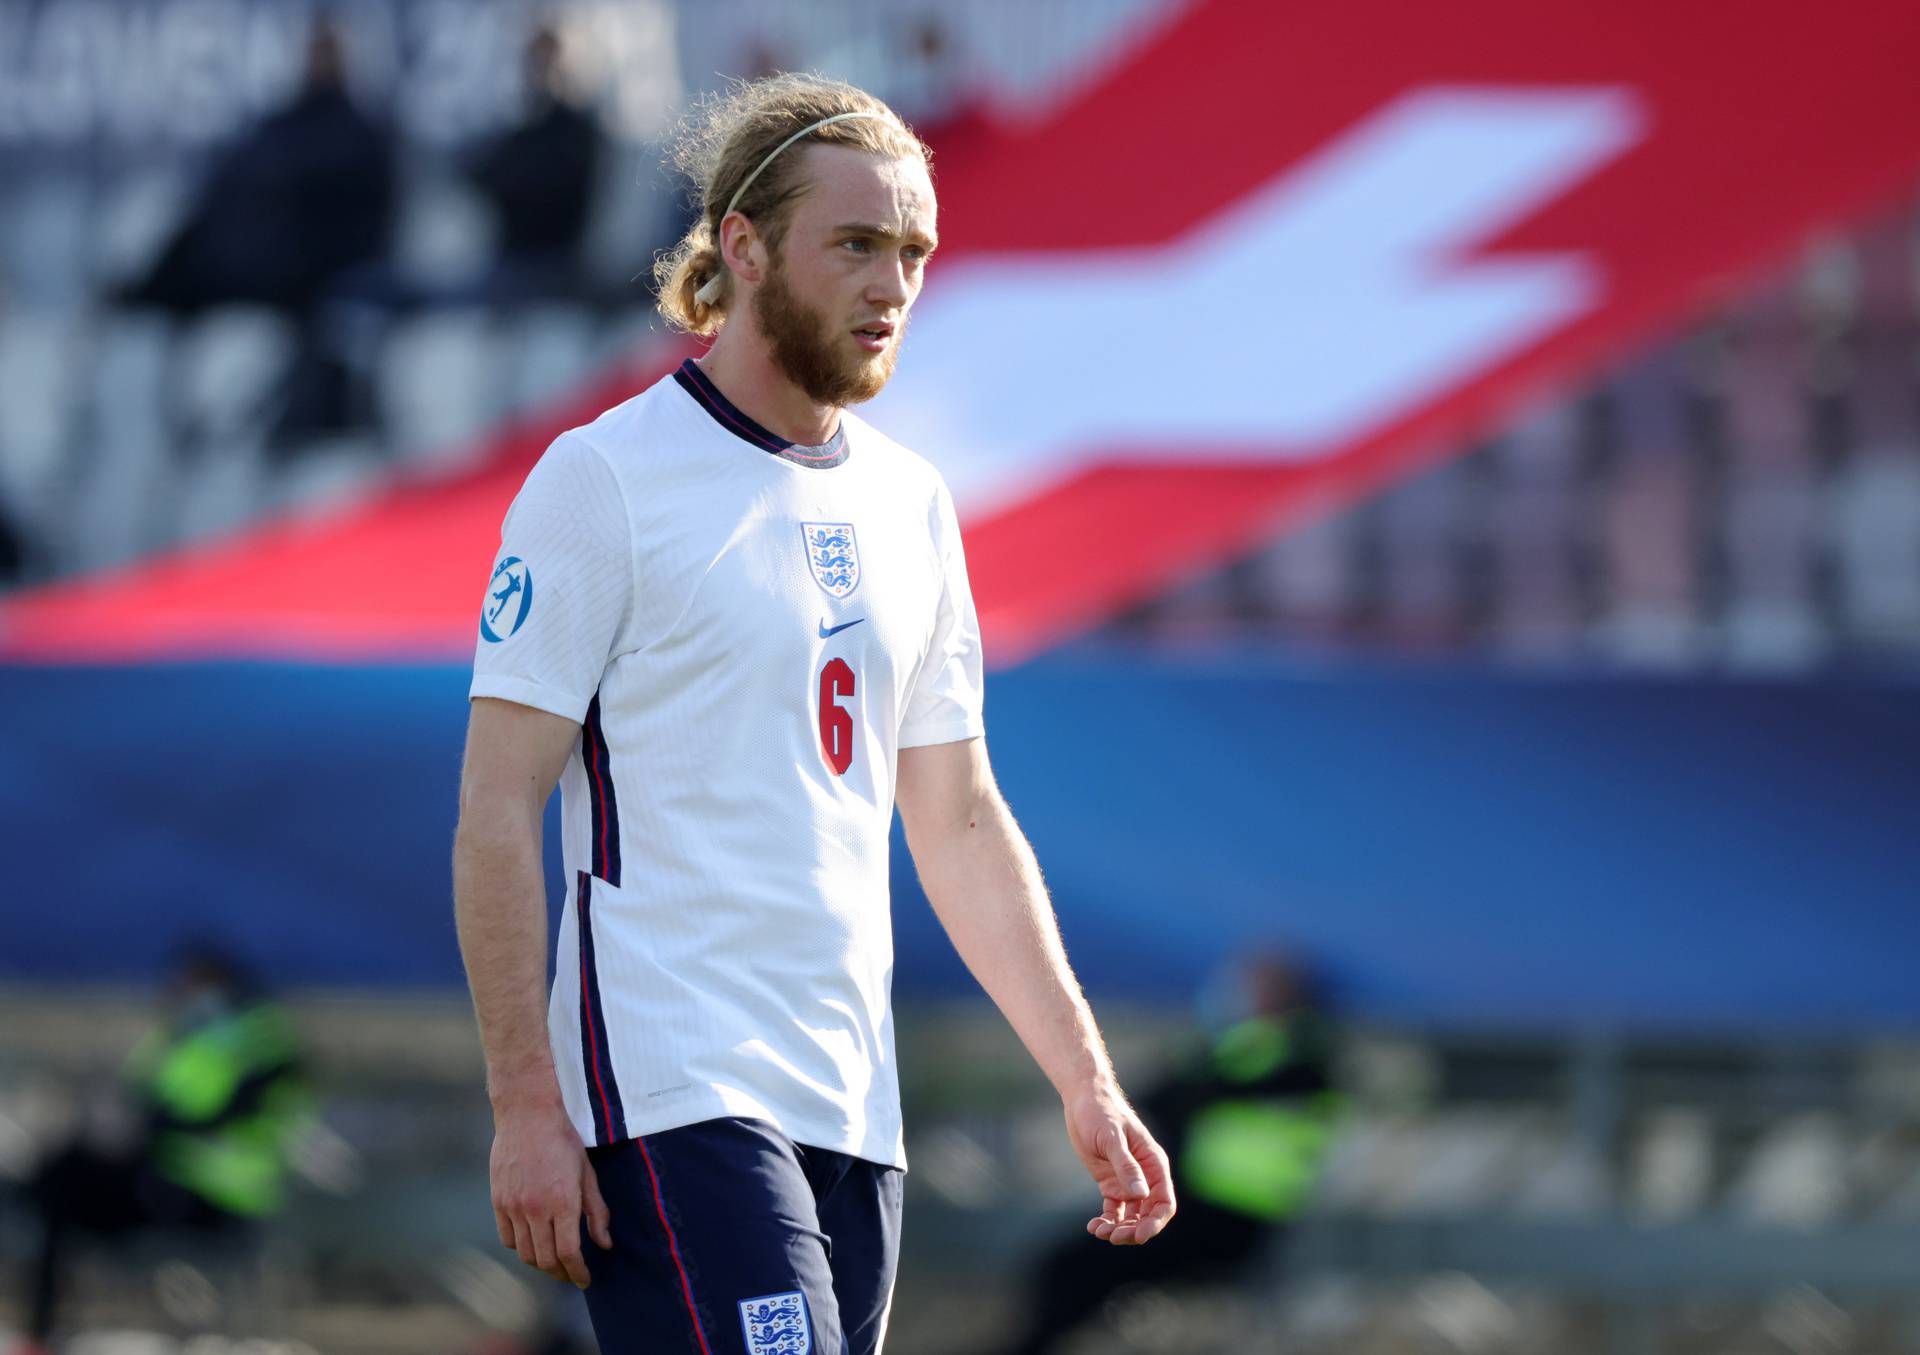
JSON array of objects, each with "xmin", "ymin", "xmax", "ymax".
[{"xmin": 693, "ymin": 111, "xmax": 889, "ymax": 307}]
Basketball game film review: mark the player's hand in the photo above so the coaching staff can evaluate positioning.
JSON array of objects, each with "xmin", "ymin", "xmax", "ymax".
[
  {"xmin": 1063, "ymin": 1081, "xmax": 1176, "ymax": 1245},
  {"xmin": 490, "ymin": 1100, "xmax": 613, "ymax": 1288}
]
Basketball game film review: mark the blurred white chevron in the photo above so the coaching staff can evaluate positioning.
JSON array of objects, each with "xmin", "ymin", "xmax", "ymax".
[{"xmin": 871, "ymin": 86, "xmax": 1648, "ymax": 514}]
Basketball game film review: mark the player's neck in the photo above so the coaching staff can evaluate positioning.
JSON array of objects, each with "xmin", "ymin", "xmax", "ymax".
[{"xmin": 696, "ymin": 332, "xmax": 840, "ymax": 447}]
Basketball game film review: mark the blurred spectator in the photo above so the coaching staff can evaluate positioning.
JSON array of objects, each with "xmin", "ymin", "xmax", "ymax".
[
  {"xmin": 885, "ymin": 17, "xmax": 995, "ymax": 164},
  {"xmin": 462, "ymin": 25, "xmax": 603, "ymax": 304},
  {"xmin": 117, "ymin": 22, "xmax": 394, "ymax": 322},
  {"xmin": 112, "ymin": 19, "xmax": 394, "ymax": 443},
  {"xmin": 993, "ymin": 952, "xmax": 1343, "ymax": 1355},
  {"xmin": 267, "ymin": 25, "xmax": 607, "ymax": 449},
  {"xmin": 887, "ymin": 17, "xmax": 967, "ymax": 129},
  {"xmin": 15, "ymin": 944, "xmax": 309, "ymax": 1353},
  {"xmin": 0, "ymin": 498, "xmax": 25, "ymax": 585}
]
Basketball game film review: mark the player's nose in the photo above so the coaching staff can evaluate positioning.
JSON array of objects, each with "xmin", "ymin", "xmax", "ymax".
[{"xmin": 866, "ymin": 257, "xmax": 913, "ymax": 310}]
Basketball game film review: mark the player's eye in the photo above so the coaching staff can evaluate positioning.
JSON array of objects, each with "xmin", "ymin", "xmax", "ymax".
[
  {"xmin": 842, "ymin": 238, "xmax": 872, "ymax": 254},
  {"xmin": 903, "ymin": 245, "xmax": 927, "ymax": 263}
]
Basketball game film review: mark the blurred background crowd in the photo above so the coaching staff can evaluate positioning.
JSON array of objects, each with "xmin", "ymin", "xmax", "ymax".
[
  {"xmin": 0, "ymin": 0, "xmax": 1105, "ymax": 589},
  {"xmin": 3, "ymin": 1, "xmax": 1919, "ymax": 1353}
]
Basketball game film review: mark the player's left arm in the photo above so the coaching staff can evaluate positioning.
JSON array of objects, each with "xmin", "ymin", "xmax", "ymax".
[{"xmin": 896, "ymin": 736, "xmax": 1176, "ymax": 1245}]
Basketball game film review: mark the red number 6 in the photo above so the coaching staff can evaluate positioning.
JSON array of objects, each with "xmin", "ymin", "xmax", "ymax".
[{"xmin": 818, "ymin": 657, "xmax": 856, "ymax": 775}]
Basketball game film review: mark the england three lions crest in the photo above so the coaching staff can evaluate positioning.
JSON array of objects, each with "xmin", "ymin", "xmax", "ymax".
[
  {"xmin": 739, "ymin": 1290, "xmax": 810, "ymax": 1354},
  {"xmin": 801, "ymin": 522, "xmax": 860, "ymax": 599}
]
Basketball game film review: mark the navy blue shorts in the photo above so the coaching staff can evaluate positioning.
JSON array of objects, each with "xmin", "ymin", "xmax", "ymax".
[{"xmin": 582, "ymin": 1117, "xmax": 903, "ymax": 1355}]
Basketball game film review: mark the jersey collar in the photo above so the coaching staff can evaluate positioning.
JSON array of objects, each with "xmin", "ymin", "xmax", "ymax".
[{"xmin": 673, "ymin": 359, "xmax": 850, "ymax": 468}]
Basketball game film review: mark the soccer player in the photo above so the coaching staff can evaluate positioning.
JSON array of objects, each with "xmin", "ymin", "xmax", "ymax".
[{"xmin": 452, "ymin": 73, "xmax": 1175, "ymax": 1355}]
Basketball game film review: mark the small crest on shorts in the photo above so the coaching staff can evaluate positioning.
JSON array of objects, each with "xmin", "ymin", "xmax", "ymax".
[
  {"xmin": 801, "ymin": 522, "xmax": 860, "ymax": 599},
  {"xmin": 739, "ymin": 1290, "xmax": 811, "ymax": 1355}
]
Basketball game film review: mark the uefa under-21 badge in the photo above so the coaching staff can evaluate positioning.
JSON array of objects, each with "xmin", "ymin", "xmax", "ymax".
[
  {"xmin": 801, "ymin": 522, "xmax": 859, "ymax": 599},
  {"xmin": 480, "ymin": 556, "xmax": 533, "ymax": 642},
  {"xmin": 739, "ymin": 1290, "xmax": 810, "ymax": 1355}
]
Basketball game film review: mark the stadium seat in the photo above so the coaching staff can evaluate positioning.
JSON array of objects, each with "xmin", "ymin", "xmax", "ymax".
[
  {"xmin": 1851, "ymin": 330, "xmax": 1920, "ymax": 451},
  {"xmin": 1486, "ymin": 479, "xmax": 1580, "ymax": 657},
  {"xmin": 89, "ymin": 170, "xmax": 192, "ymax": 296},
  {"xmin": 1722, "ymin": 329, "xmax": 1811, "ymax": 467},
  {"xmin": 1830, "ymin": 451, "xmax": 1920, "ymax": 645},
  {"xmin": 502, "ymin": 305, "xmax": 597, "ymax": 413},
  {"xmin": 1725, "ymin": 1112, "xmax": 1847, "ymax": 1226},
  {"xmin": 0, "ymin": 178, "xmax": 93, "ymax": 306},
  {"xmin": 582, "ymin": 140, "xmax": 684, "ymax": 294},
  {"xmin": 1626, "ymin": 1108, "xmax": 1714, "ymax": 1221},
  {"xmin": 74, "ymin": 313, "xmax": 174, "ymax": 571},
  {"xmin": 0, "ymin": 308, "xmax": 85, "ymax": 522},
  {"xmin": 1373, "ymin": 1111, "xmax": 1537, "ymax": 1215},
  {"xmin": 176, "ymin": 307, "xmax": 299, "ymax": 447},
  {"xmin": 376, "ymin": 311, "xmax": 505, "ymax": 466},
  {"xmin": 1722, "ymin": 466, "xmax": 1826, "ymax": 668},
  {"xmin": 1597, "ymin": 454, "xmax": 1702, "ymax": 665},
  {"xmin": 1496, "ymin": 395, "xmax": 1583, "ymax": 478},
  {"xmin": 1244, "ymin": 507, "xmax": 1361, "ymax": 632},
  {"xmin": 391, "ymin": 169, "xmax": 496, "ymax": 288},
  {"xmin": 1846, "ymin": 206, "xmax": 1920, "ymax": 329},
  {"xmin": 1376, "ymin": 463, "xmax": 1474, "ymax": 645},
  {"xmin": 1611, "ymin": 347, "xmax": 1694, "ymax": 458}
]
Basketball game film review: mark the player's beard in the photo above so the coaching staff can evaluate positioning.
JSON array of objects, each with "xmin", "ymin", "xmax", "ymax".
[{"xmin": 753, "ymin": 255, "xmax": 902, "ymax": 408}]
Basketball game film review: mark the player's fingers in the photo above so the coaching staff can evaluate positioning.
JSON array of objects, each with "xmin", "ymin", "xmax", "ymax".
[
  {"xmin": 582, "ymin": 1159, "xmax": 614, "ymax": 1250},
  {"xmin": 1089, "ymin": 1195, "xmax": 1128, "ymax": 1241},
  {"xmin": 553, "ymin": 1216, "xmax": 592, "ymax": 1289},
  {"xmin": 529, "ymin": 1211, "xmax": 567, "ymax": 1282},
  {"xmin": 1122, "ymin": 1188, "xmax": 1175, "ymax": 1242},
  {"xmin": 1109, "ymin": 1196, "xmax": 1171, "ymax": 1246},
  {"xmin": 1127, "ymin": 1135, "xmax": 1177, "ymax": 1243},
  {"xmin": 1128, "ymin": 1192, "xmax": 1177, "ymax": 1244},
  {"xmin": 509, "ymin": 1214, "xmax": 539, "ymax": 1270},
  {"xmin": 1100, "ymin": 1124, "xmax": 1149, "ymax": 1200},
  {"xmin": 495, "ymin": 1206, "xmax": 516, "ymax": 1250}
]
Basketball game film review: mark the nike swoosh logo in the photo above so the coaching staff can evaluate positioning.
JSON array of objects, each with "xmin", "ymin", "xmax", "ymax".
[{"xmin": 819, "ymin": 618, "xmax": 866, "ymax": 639}]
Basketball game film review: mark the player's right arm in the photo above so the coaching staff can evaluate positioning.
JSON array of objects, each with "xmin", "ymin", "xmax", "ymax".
[
  {"xmin": 453, "ymin": 697, "xmax": 612, "ymax": 1289},
  {"xmin": 455, "ymin": 432, "xmax": 633, "ymax": 1291}
]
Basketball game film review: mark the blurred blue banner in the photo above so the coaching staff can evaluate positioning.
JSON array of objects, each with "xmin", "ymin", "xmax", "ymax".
[{"xmin": 2, "ymin": 654, "xmax": 1915, "ymax": 1032}]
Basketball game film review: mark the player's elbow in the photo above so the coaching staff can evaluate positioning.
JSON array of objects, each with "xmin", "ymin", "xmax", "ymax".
[
  {"xmin": 901, "ymin": 780, "xmax": 1013, "ymax": 886},
  {"xmin": 896, "ymin": 739, "xmax": 997, "ymax": 841},
  {"xmin": 452, "ymin": 786, "xmax": 539, "ymax": 872}
]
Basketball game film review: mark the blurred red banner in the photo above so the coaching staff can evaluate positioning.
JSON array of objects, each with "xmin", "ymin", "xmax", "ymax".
[{"xmin": 6, "ymin": 0, "xmax": 1920, "ymax": 663}]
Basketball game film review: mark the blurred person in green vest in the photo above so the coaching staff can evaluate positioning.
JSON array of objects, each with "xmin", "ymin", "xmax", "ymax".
[
  {"xmin": 15, "ymin": 944, "xmax": 309, "ymax": 1354},
  {"xmin": 994, "ymin": 951, "xmax": 1341, "ymax": 1355}
]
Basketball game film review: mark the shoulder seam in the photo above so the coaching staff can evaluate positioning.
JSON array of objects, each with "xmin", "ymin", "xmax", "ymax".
[{"xmin": 549, "ymin": 428, "xmax": 640, "ymax": 654}]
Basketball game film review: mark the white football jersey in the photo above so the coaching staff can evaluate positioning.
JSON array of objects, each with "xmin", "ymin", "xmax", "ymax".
[{"xmin": 469, "ymin": 359, "xmax": 984, "ymax": 1168}]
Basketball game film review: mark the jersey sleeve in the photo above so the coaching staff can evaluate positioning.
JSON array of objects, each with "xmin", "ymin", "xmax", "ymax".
[
  {"xmin": 469, "ymin": 433, "xmax": 631, "ymax": 723},
  {"xmin": 899, "ymin": 482, "xmax": 986, "ymax": 748}
]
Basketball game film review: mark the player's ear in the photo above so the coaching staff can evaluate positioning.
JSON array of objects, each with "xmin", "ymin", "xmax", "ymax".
[{"xmin": 719, "ymin": 211, "xmax": 766, "ymax": 288}]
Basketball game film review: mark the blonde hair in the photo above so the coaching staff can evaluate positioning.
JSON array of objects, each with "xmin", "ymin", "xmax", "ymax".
[{"xmin": 653, "ymin": 74, "xmax": 930, "ymax": 337}]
